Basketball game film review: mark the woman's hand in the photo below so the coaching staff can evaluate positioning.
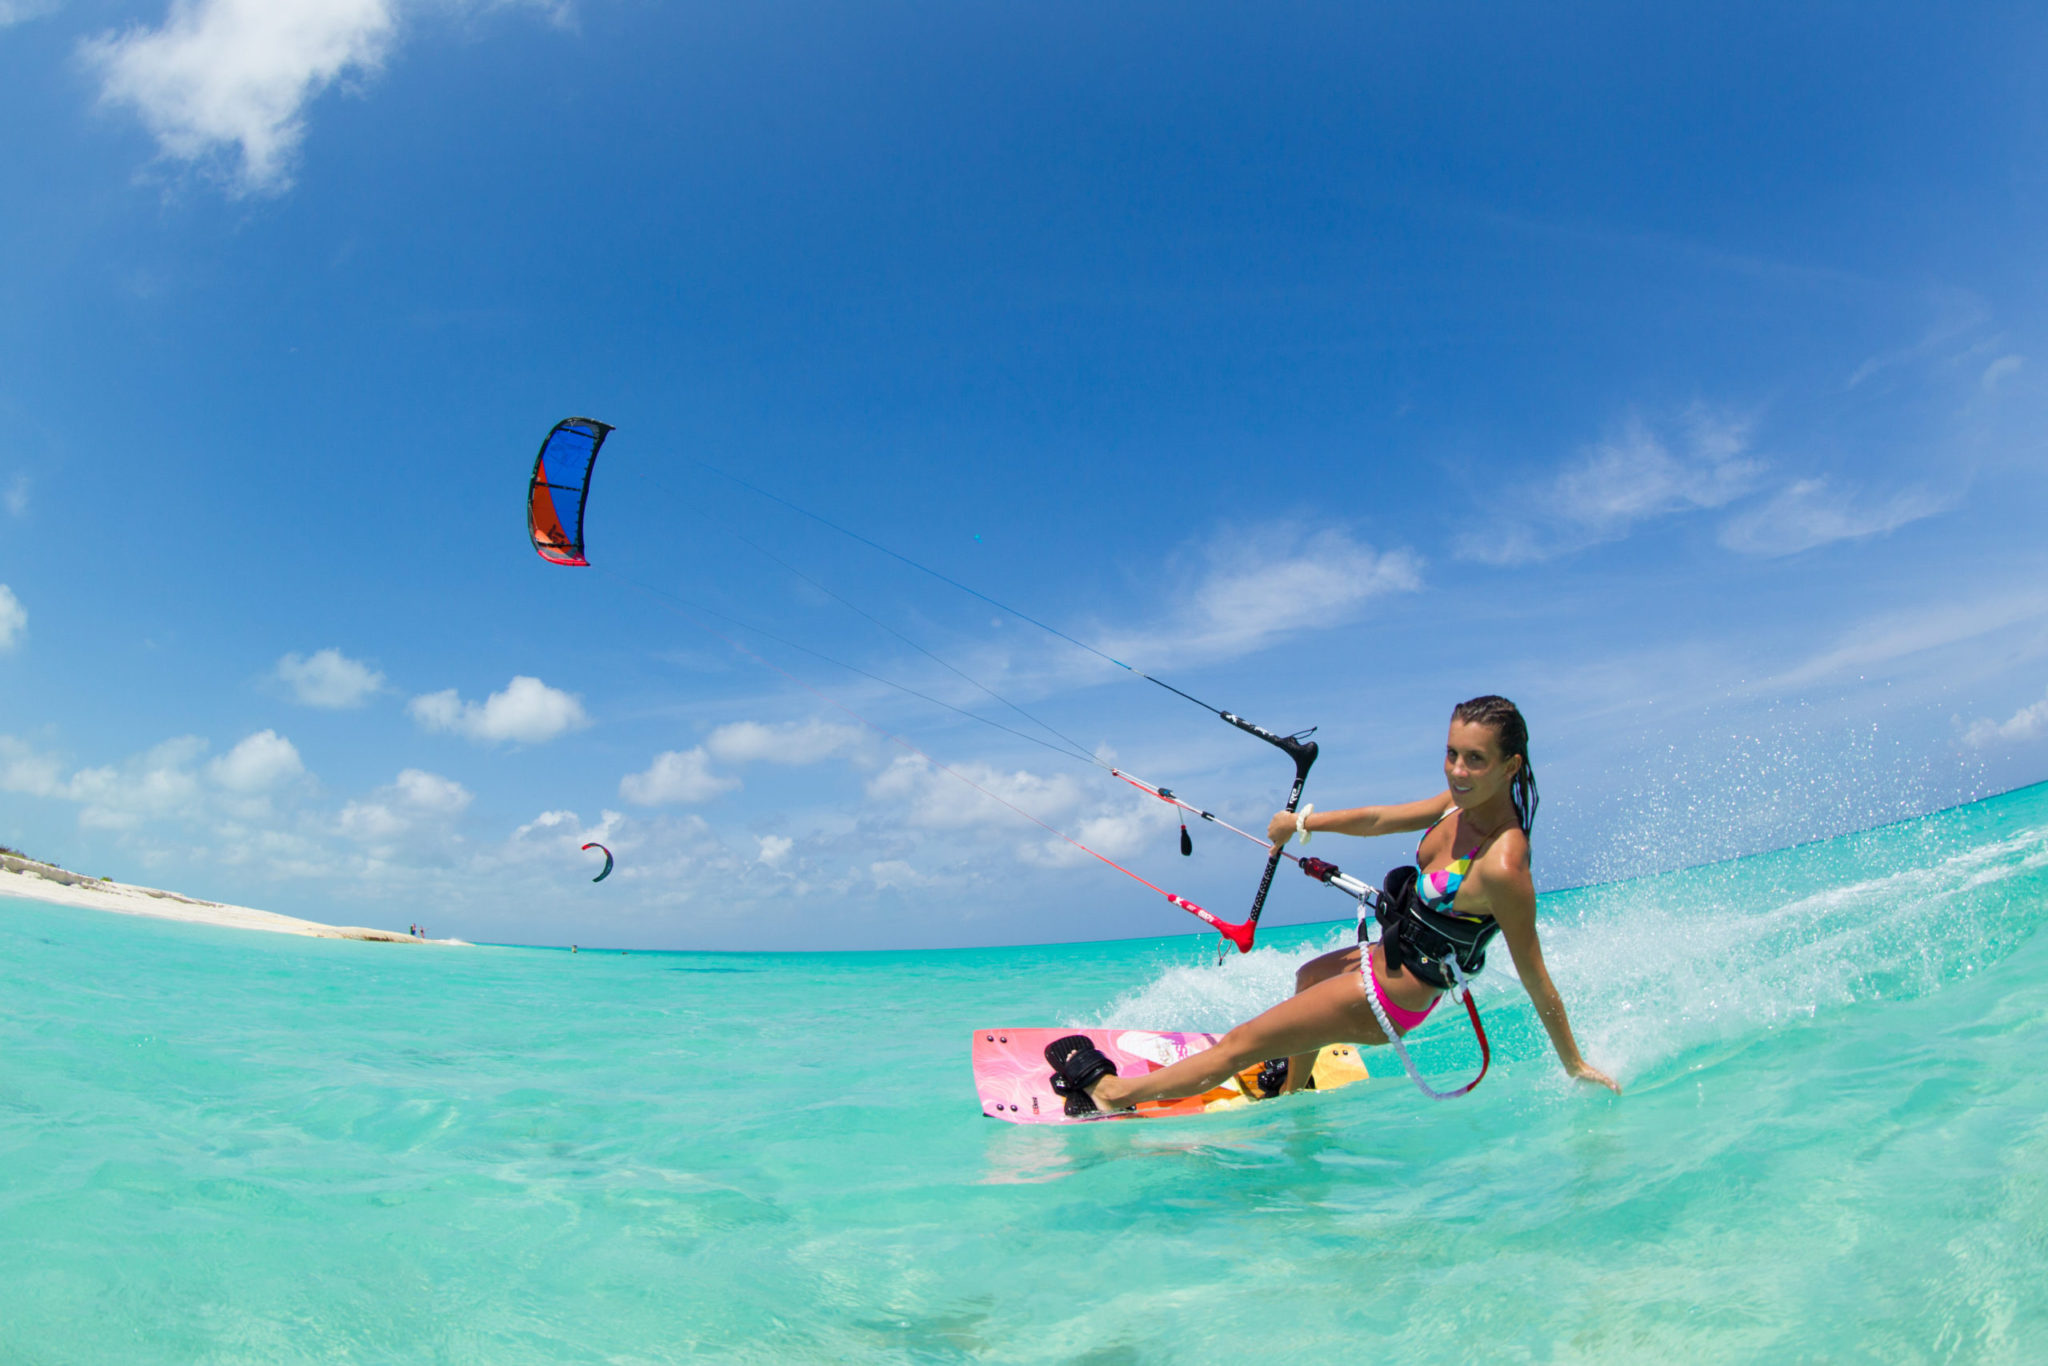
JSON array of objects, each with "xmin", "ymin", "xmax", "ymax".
[
  {"xmin": 1567, "ymin": 1059, "xmax": 1621, "ymax": 1094},
  {"xmin": 1267, "ymin": 811, "xmax": 1298, "ymax": 848}
]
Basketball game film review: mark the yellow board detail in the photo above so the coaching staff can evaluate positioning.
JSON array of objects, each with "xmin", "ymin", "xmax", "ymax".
[{"xmin": 1199, "ymin": 1044, "xmax": 1369, "ymax": 1111}]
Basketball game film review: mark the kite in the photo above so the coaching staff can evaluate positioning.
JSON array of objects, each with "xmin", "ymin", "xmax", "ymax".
[
  {"xmin": 527, "ymin": 417, "xmax": 613, "ymax": 566},
  {"xmin": 581, "ymin": 842, "xmax": 614, "ymax": 882}
]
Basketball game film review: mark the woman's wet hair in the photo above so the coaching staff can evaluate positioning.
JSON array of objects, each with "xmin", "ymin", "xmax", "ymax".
[{"xmin": 1452, "ymin": 695, "xmax": 1538, "ymax": 836}]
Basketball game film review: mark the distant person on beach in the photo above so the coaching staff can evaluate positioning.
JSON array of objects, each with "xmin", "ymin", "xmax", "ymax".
[{"xmin": 1045, "ymin": 695, "xmax": 1619, "ymax": 1112}]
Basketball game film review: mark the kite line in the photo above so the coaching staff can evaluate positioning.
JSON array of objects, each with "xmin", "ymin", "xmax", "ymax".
[{"xmin": 526, "ymin": 418, "xmax": 1320, "ymax": 952}]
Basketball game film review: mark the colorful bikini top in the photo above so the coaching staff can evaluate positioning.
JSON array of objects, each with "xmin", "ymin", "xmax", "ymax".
[{"xmin": 1416, "ymin": 806, "xmax": 1486, "ymax": 912}]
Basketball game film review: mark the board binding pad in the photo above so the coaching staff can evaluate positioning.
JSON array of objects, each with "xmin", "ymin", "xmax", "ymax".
[{"xmin": 972, "ymin": 1027, "xmax": 1367, "ymax": 1124}]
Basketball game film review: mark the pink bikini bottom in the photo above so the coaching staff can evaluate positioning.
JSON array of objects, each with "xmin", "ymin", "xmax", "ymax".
[{"xmin": 1365, "ymin": 944, "xmax": 1439, "ymax": 1034}]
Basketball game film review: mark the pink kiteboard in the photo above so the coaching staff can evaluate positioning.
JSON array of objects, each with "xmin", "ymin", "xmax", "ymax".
[{"xmin": 971, "ymin": 1027, "xmax": 1368, "ymax": 1124}]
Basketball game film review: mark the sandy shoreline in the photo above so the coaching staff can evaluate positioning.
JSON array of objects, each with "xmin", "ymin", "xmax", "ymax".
[{"xmin": 0, "ymin": 855, "xmax": 432, "ymax": 943}]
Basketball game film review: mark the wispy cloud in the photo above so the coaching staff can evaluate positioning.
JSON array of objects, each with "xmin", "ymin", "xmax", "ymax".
[
  {"xmin": 1845, "ymin": 293, "xmax": 1991, "ymax": 390},
  {"xmin": 1092, "ymin": 526, "xmax": 1421, "ymax": 670},
  {"xmin": 0, "ymin": 585, "xmax": 24, "ymax": 651},
  {"xmin": 276, "ymin": 647, "xmax": 385, "ymax": 708},
  {"xmin": 1981, "ymin": 355, "xmax": 2024, "ymax": 393},
  {"xmin": 409, "ymin": 676, "xmax": 588, "ymax": 744},
  {"xmin": 3, "ymin": 475, "xmax": 27, "ymax": 518},
  {"xmin": 1717, "ymin": 478, "xmax": 1951, "ymax": 558},
  {"xmin": 0, "ymin": 0, "xmax": 62, "ymax": 27},
  {"xmin": 1457, "ymin": 408, "xmax": 1763, "ymax": 565},
  {"xmin": 1963, "ymin": 688, "xmax": 2048, "ymax": 748},
  {"xmin": 1767, "ymin": 591, "xmax": 2048, "ymax": 690}
]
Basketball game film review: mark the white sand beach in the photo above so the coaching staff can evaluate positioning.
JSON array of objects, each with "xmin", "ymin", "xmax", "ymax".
[{"xmin": 0, "ymin": 854, "xmax": 430, "ymax": 943}]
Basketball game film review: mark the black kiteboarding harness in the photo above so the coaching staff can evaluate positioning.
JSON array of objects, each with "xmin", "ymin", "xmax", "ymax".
[{"xmin": 1297, "ymin": 856, "xmax": 1496, "ymax": 1100}]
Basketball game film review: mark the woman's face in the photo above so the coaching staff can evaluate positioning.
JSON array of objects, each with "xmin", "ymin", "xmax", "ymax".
[{"xmin": 1443, "ymin": 719, "xmax": 1521, "ymax": 810}]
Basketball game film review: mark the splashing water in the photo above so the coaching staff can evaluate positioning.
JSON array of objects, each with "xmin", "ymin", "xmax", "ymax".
[{"xmin": 2, "ymin": 782, "xmax": 2045, "ymax": 1361}]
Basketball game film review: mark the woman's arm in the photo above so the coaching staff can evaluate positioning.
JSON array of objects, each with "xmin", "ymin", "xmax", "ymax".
[
  {"xmin": 1267, "ymin": 791, "xmax": 1454, "ymax": 848},
  {"xmin": 1486, "ymin": 858, "xmax": 1620, "ymax": 1094}
]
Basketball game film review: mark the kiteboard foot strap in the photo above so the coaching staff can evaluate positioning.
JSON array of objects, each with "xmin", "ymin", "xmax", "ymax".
[
  {"xmin": 1250, "ymin": 1056, "xmax": 1316, "ymax": 1099},
  {"xmin": 1044, "ymin": 1035, "xmax": 1118, "ymax": 1116}
]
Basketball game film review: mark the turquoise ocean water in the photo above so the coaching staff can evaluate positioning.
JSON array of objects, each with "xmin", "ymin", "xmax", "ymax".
[{"xmin": 4, "ymin": 782, "xmax": 2047, "ymax": 1363}]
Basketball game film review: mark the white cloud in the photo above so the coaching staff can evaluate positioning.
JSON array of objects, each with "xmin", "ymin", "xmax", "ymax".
[
  {"xmin": 0, "ymin": 584, "xmax": 24, "ymax": 650},
  {"xmin": 0, "ymin": 0, "xmax": 62, "ymax": 27},
  {"xmin": 509, "ymin": 808, "xmax": 583, "ymax": 847},
  {"xmin": 619, "ymin": 748, "xmax": 739, "ymax": 806},
  {"xmin": 1981, "ymin": 355, "xmax": 2023, "ymax": 392},
  {"xmin": 1093, "ymin": 527, "xmax": 1421, "ymax": 669},
  {"xmin": 409, "ymin": 675, "xmax": 588, "ymax": 744},
  {"xmin": 84, "ymin": 0, "xmax": 398, "ymax": 195},
  {"xmin": 277, "ymin": 648, "xmax": 385, "ymax": 707},
  {"xmin": 4, "ymin": 731, "xmax": 311, "ymax": 830},
  {"xmin": 338, "ymin": 767, "xmax": 472, "ymax": 844},
  {"xmin": 208, "ymin": 729, "xmax": 305, "ymax": 792},
  {"xmin": 705, "ymin": 718, "xmax": 863, "ymax": 766},
  {"xmin": 391, "ymin": 767, "xmax": 472, "ymax": 814},
  {"xmin": 3, "ymin": 475, "xmax": 27, "ymax": 517},
  {"xmin": 1717, "ymin": 478, "xmax": 1949, "ymax": 558},
  {"xmin": 82, "ymin": 0, "xmax": 567, "ymax": 196},
  {"xmin": 65, "ymin": 736, "xmax": 209, "ymax": 830},
  {"xmin": 335, "ymin": 801, "xmax": 406, "ymax": 843},
  {"xmin": 503, "ymin": 807, "xmax": 622, "ymax": 869},
  {"xmin": 866, "ymin": 754, "xmax": 1087, "ymax": 832},
  {"xmin": 0, "ymin": 736, "xmax": 64, "ymax": 797},
  {"xmin": 863, "ymin": 754, "xmax": 1176, "ymax": 872},
  {"xmin": 1459, "ymin": 409, "xmax": 1764, "ymax": 565},
  {"xmin": 1963, "ymin": 689, "xmax": 2048, "ymax": 748},
  {"xmin": 756, "ymin": 834, "xmax": 793, "ymax": 866},
  {"xmin": 489, "ymin": 807, "xmax": 760, "ymax": 906},
  {"xmin": 869, "ymin": 859, "xmax": 921, "ymax": 890}
]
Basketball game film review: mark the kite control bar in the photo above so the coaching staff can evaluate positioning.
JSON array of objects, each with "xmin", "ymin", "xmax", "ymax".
[
  {"xmin": 1231, "ymin": 723, "xmax": 1318, "ymax": 958},
  {"xmin": 1166, "ymin": 892, "xmax": 1258, "ymax": 955},
  {"xmin": 1297, "ymin": 855, "xmax": 1375, "ymax": 901}
]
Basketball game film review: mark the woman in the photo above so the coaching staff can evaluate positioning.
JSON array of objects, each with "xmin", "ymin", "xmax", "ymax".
[{"xmin": 1045, "ymin": 695, "xmax": 1618, "ymax": 1112}]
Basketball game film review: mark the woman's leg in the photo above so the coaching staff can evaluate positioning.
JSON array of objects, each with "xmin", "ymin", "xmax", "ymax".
[
  {"xmin": 1278, "ymin": 947, "xmax": 1363, "ymax": 1094},
  {"xmin": 1090, "ymin": 968, "xmax": 1388, "ymax": 1111}
]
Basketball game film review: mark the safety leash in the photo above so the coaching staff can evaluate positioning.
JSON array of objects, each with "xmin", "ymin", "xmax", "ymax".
[{"xmin": 1327, "ymin": 865, "xmax": 1491, "ymax": 1100}]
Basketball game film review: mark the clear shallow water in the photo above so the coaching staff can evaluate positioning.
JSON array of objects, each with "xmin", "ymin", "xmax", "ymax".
[{"xmin": 4, "ymin": 783, "xmax": 2047, "ymax": 1363}]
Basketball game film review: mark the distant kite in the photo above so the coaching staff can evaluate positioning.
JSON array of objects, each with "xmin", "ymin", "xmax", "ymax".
[
  {"xmin": 581, "ymin": 842, "xmax": 614, "ymax": 883},
  {"xmin": 527, "ymin": 417, "xmax": 613, "ymax": 566}
]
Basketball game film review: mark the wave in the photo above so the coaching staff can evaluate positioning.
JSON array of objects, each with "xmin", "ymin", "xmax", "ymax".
[{"xmin": 1077, "ymin": 783, "xmax": 2048, "ymax": 1089}]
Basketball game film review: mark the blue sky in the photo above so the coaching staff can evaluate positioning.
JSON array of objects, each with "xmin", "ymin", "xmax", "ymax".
[{"xmin": 2, "ymin": 1, "xmax": 2045, "ymax": 949}]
